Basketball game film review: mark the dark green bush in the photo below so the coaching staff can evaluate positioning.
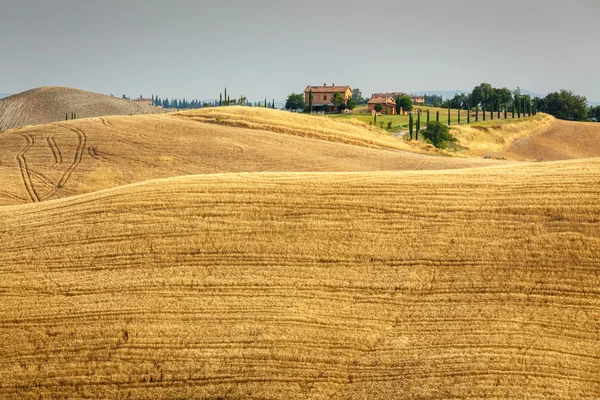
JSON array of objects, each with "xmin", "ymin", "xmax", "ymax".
[{"xmin": 421, "ymin": 121, "xmax": 456, "ymax": 149}]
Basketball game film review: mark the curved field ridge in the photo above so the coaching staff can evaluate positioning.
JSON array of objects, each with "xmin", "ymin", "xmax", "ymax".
[
  {"xmin": 507, "ymin": 119, "xmax": 600, "ymax": 161},
  {"xmin": 0, "ymin": 86, "xmax": 166, "ymax": 131},
  {"xmin": 1, "ymin": 159, "xmax": 599, "ymax": 399},
  {"xmin": 0, "ymin": 114, "xmax": 507, "ymax": 206},
  {"xmin": 175, "ymin": 106, "xmax": 443, "ymax": 154}
]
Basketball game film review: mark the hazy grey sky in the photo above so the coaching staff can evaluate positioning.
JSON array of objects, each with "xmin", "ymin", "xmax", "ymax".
[{"xmin": 1, "ymin": 0, "xmax": 599, "ymax": 101}]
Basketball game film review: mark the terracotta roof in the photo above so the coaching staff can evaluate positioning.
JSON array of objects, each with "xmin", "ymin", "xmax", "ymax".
[
  {"xmin": 304, "ymin": 85, "xmax": 352, "ymax": 93},
  {"xmin": 367, "ymin": 96, "xmax": 396, "ymax": 105}
]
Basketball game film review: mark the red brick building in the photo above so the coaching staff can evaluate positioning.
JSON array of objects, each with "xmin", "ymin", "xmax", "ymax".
[
  {"xmin": 367, "ymin": 96, "xmax": 397, "ymax": 115},
  {"xmin": 304, "ymin": 83, "xmax": 352, "ymax": 111}
]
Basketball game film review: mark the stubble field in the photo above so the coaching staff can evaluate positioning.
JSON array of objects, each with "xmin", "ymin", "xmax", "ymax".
[{"xmin": 1, "ymin": 106, "xmax": 599, "ymax": 399}]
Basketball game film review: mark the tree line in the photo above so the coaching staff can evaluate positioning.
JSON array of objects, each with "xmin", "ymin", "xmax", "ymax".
[{"xmin": 442, "ymin": 83, "xmax": 597, "ymax": 122}]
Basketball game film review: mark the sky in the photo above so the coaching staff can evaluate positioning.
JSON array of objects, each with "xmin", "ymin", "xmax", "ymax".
[{"xmin": 1, "ymin": 0, "xmax": 599, "ymax": 102}]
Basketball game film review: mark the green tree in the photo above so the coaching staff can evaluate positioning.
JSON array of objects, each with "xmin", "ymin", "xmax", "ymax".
[
  {"xmin": 409, "ymin": 113, "xmax": 414, "ymax": 140},
  {"xmin": 285, "ymin": 93, "xmax": 306, "ymax": 111},
  {"xmin": 589, "ymin": 105, "xmax": 600, "ymax": 122},
  {"xmin": 396, "ymin": 95, "xmax": 413, "ymax": 114},
  {"xmin": 421, "ymin": 121, "xmax": 456, "ymax": 149},
  {"xmin": 458, "ymin": 108, "xmax": 461, "ymax": 125},
  {"xmin": 416, "ymin": 112, "xmax": 421, "ymax": 140},
  {"xmin": 436, "ymin": 110, "xmax": 439, "ymax": 122},
  {"xmin": 346, "ymin": 97, "xmax": 357, "ymax": 111},
  {"xmin": 374, "ymin": 103, "xmax": 384, "ymax": 113},
  {"xmin": 483, "ymin": 104, "xmax": 486, "ymax": 121},
  {"xmin": 219, "ymin": 93, "xmax": 222, "ymax": 107},
  {"xmin": 308, "ymin": 90, "xmax": 313, "ymax": 113},
  {"xmin": 352, "ymin": 88, "xmax": 365, "ymax": 105},
  {"xmin": 495, "ymin": 87, "xmax": 513, "ymax": 106},
  {"xmin": 224, "ymin": 88, "xmax": 227, "ymax": 106},
  {"xmin": 476, "ymin": 105, "xmax": 479, "ymax": 122},
  {"xmin": 467, "ymin": 104, "xmax": 471, "ymax": 124},
  {"xmin": 544, "ymin": 90, "xmax": 588, "ymax": 121},
  {"xmin": 447, "ymin": 107, "xmax": 451, "ymax": 125},
  {"xmin": 472, "ymin": 83, "xmax": 494, "ymax": 107},
  {"xmin": 331, "ymin": 92, "xmax": 346, "ymax": 112},
  {"xmin": 427, "ymin": 109, "xmax": 430, "ymax": 123}
]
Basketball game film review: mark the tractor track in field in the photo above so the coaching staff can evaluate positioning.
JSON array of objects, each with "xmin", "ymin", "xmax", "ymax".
[
  {"xmin": 15, "ymin": 132, "xmax": 40, "ymax": 203},
  {"xmin": 56, "ymin": 124, "xmax": 87, "ymax": 189},
  {"xmin": 100, "ymin": 117, "xmax": 114, "ymax": 128},
  {"xmin": 47, "ymin": 136, "xmax": 62, "ymax": 165}
]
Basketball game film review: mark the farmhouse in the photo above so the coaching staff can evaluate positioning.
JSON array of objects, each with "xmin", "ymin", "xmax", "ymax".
[
  {"xmin": 367, "ymin": 96, "xmax": 397, "ymax": 115},
  {"xmin": 304, "ymin": 83, "xmax": 352, "ymax": 111}
]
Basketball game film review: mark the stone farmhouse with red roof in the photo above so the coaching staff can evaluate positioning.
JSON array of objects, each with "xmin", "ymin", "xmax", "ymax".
[
  {"xmin": 367, "ymin": 96, "xmax": 397, "ymax": 115},
  {"xmin": 304, "ymin": 83, "xmax": 352, "ymax": 112}
]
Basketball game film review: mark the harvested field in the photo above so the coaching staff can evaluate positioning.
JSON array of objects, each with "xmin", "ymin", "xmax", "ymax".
[
  {"xmin": 0, "ymin": 87, "xmax": 166, "ymax": 131},
  {"xmin": 0, "ymin": 159, "xmax": 599, "ymax": 399},
  {"xmin": 451, "ymin": 114, "xmax": 600, "ymax": 161},
  {"xmin": 174, "ymin": 107, "xmax": 446, "ymax": 154},
  {"xmin": 0, "ymin": 112, "xmax": 508, "ymax": 206},
  {"xmin": 506, "ymin": 119, "xmax": 600, "ymax": 160}
]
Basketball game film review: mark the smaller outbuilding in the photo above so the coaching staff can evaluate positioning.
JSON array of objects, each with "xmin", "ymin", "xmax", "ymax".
[{"xmin": 367, "ymin": 96, "xmax": 397, "ymax": 115}]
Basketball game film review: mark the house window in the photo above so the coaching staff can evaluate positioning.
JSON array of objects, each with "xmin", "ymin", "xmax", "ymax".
[{"xmin": 324, "ymin": 96, "xmax": 327, "ymax": 101}]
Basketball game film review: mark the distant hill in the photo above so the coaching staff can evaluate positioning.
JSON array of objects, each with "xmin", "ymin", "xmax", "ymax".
[{"xmin": 0, "ymin": 86, "xmax": 167, "ymax": 131}]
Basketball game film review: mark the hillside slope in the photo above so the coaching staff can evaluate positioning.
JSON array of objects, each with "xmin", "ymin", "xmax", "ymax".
[
  {"xmin": 0, "ymin": 86, "xmax": 165, "ymax": 131},
  {"xmin": 0, "ymin": 112, "xmax": 507, "ymax": 206},
  {"xmin": 0, "ymin": 160, "xmax": 599, "ymax": 399},
  {"xmin": 506, "ymin": 119, "xmax": 600, "ymax": 160},
  {"xmin": 451, "ymin": 115, "xmax": 600, "ymax": 161}
]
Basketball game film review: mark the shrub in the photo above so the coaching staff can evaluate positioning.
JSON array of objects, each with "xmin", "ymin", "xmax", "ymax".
[
  {"xmin": 421, "ymin": 121, "xmax": 456, "ymax": 149},
  {"xmin": 387, "ymin": 122, "xmax": 392, "ymax": 129}
]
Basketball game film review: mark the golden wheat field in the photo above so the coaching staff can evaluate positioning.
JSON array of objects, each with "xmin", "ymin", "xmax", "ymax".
[
  {"xmin": 1, "ymin": 107, "xmax": 600, "ymax": 399},
  {"xmin": 0, "ymin": 109, "xmax": 506, "ymax": 206}
]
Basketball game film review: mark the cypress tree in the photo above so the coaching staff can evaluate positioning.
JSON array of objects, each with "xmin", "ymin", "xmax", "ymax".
[
  {"xmin": 467, "ymin": 104, "xmax": 471, "ymax": 124},
  {"xmin": 504, "ymin": 104, "xmax": 507, "ymax": 119},
  {"xmin": 518, "ymin": 101, "xmax": 521, "ymax": 118},
  {"xmin": 265, "ymin": 98, "xmax": 267, "ymax": 108},
  {"xmin": 483, "ymin": 104, "xmax": 486, "ymax": 121},
  {"xmin": 273, "ymin": 99, "xmax": 275, "ymax": 109},
  {"xmin": 427, "ymin": 109, "xmax": 430, "ymax": 123},
  {"xmin": 309, "ymin": 89, "xmax": 313, "ymax": 113},
  {"xmin": 458, "ymin": 108, "xmax": 461, "ymax": 125},
  {"xmin": 409, "ymin": 114, "xmax": 413, "ymax": 140},
  {"xmin": 490, "ymin": 103, "xmax": 493, "ymax": 120},
  {"xmin": 416, "ymin": 112, "xmax": 421, "ymax": 140},
  {"xmin": 219, "ymin": 93, "xmax": 222, "ymax": 107},
  {"xmin": 66, "ymin": 113, "xmax": 68, "ymax": 121},
  {"xmin": 436, "ymin": 110, "xmax": 439, "ymax": 122},
  {"xmin": 447, "ymin": 107, "xmax": 451, "ymax": 126},
  {"xmin": 512, "ymin": 104, "xmax": 515, "ymax": 119},
  {"xmin": 497, "ymin": 101, "xmax": 501, "ymax": 119},
  {"xmin": 224, "ymin": 88, "xmax": 227, "ymax": 105}
]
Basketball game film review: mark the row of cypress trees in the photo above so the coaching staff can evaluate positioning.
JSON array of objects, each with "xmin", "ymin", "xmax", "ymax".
[{"xmin": 407, "ymin": 97, "xmax": 540, "ymax": 135}]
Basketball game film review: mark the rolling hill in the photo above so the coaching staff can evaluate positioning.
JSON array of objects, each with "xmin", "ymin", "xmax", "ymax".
[
  {"xmin": 0, "ymin": 108, "xmax": 508, "ymax": 206},
  {"xmin": 451, "ymin": 114, "xmax": 600, "ymax": 161},
  {"xmin": 0, "ymin": 86, "xmax": 166, "ymax": 131},
  {"xmin": 0, "ymin": 159, "xmax": 599, "ymax": 399}
]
